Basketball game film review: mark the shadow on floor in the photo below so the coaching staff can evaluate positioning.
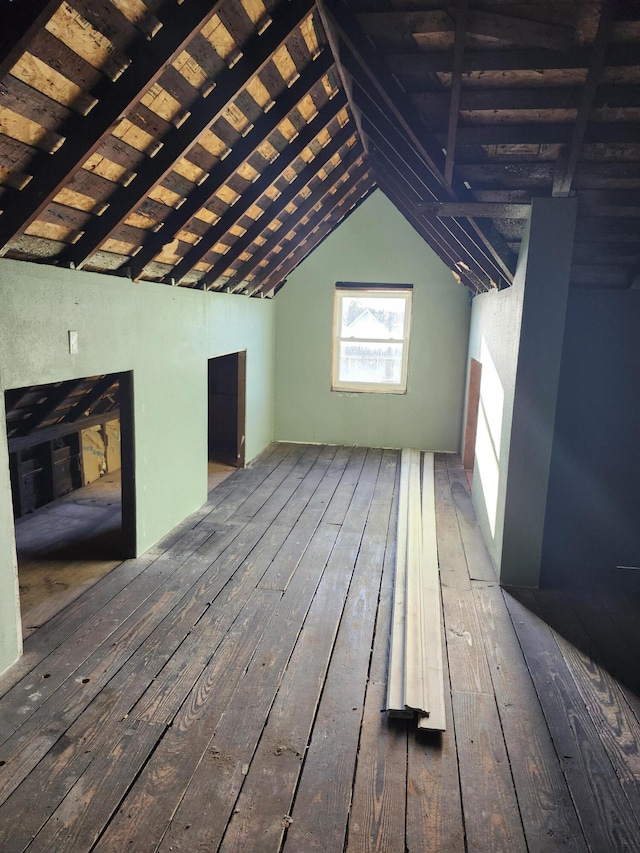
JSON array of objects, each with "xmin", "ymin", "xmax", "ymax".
[{"xmin": 508, "ymin": 562, "xmax": 640, "ymax": 712}]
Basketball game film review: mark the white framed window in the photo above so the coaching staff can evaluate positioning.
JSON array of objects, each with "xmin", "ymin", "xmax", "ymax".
[{"xmin": 331, "ymin": 283, "xmax": 413, "ymax": 394}]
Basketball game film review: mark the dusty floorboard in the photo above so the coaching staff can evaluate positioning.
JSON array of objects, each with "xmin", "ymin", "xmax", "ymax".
[
  {"xmin": 14, "ymin": 460, "xmax": 235, "ymax": 638},
  {"xmin": 0, "ymin": 444, "xmax": 638, "ymax": 851}
]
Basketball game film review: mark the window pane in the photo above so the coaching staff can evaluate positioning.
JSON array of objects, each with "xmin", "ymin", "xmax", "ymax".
[
  {"xmin": 340, "ymin": 296, "xmax": 406, "ymax": 340},
  {"xmin": 339, "ymin": 342, "xmax": 403, "ymax": 384}
]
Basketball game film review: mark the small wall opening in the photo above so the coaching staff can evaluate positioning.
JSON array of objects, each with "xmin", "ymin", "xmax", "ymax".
[
  {"xmin": 207, "ymin": 352, "xmax": 246, "ymax": 491},
  {"xmin": 4, "ymin": 371, "xmax": 135, "ymax": 636}
]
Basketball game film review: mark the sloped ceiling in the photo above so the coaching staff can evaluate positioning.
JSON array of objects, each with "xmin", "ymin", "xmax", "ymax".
[{"xmin": 0, "ymin": 0, "xmax": 638, "ymax": 297}]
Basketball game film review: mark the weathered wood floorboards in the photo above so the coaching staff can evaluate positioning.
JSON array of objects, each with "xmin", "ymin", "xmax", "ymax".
[{"xmin": 0, "ymin": 444, "xmax": 638, "ymax": 851}]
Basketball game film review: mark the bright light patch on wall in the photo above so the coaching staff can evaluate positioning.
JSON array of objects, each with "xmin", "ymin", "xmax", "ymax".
[{"xmin": 474, "ymin": 337, "xmax": 504, "ymax": 537}]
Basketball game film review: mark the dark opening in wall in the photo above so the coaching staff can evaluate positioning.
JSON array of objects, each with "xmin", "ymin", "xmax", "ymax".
[
  {"xmin": 208, "ymin": 352, "xmax": 246, "ymax": 470},
  {"xmin": 4, "ymin": 372, "xmax": 136, "ymax": 635}
]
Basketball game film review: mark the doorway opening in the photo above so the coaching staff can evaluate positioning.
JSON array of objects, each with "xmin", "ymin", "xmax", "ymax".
[
  {"xmin": 5, "ymin": 372, "xmax": 135, "ymax": 636},
  {"xmin": 463, "ymin": 358, "xmax": 482, "ymax": 487},
  {"xmin": 208, "ymin": 352, "xmax": 246, "ymax": 492}
]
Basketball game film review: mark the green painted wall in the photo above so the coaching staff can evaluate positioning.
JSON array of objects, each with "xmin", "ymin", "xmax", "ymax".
[
  {"xmin": 466, "ymin": 197, "xmax": 577, "ymax": 587},
  {"xmin": 0, "ymin": 258, "xmax": 274, "ymax": 674},
  {"xmin": 274, "ymin": 190, "xmax": 470, "ymax": 450}
]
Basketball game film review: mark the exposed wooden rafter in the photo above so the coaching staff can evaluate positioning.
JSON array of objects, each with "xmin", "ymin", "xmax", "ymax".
[
  {"xmin": 164, "ymin": 91, "xmax": 348, "ymax": 285},
  {"xmin": 252, "ymin": 166, "xmax": 374, "ymax": 296},
  {"xmin": 0, "ymin": 0, "xmax": 638, "ymax": 297},
  {"xmin": 204, "ymin": 131, "xmax": 359, "ymax": 291},
  {"xmin": 385, "ymin": 43, "xmax": 639, "ymax": 75},
  {"xmin": 444, "ymin": 0, "xmax": 468, "ymax": 188},
  {"xmin": 129, "ymin": 49, "xmax": 335, "ymax": 281},
  {"xmin": 418, "ymin": 202, "xmax": 532, "ymax": 219},
  {"xmin": 0, "ymin": 0, "xmax": 64, "ymax": 80},
  {"xmin": 232, "ymin": 149, "xmax": 365, "ymax": 293},
  {"xmin": 315, "ymin": 0, "xmax": 369, "ymax": 155},
  {"xmin": 363, "ymin": 117, "xmax": 500, "ymax": 290},
  {"xmin": 14, "ymin": 379, "xmax": 83, "ymax": 437},
  {"xmin": 0, "ymin": 0, "xmax": 230, "ymax": 249},
  {"xmin": 369, "ymin": 150, "xmax": 485, "ymax": 294},
  {"xmin": 553, "ymin": 0, "xmax": 615, "ymax": 198},
  {"xmin": 63, "ymin": 375, "xmax": 119, "ymax": 423},
  {"xmin": 59, "ymin": 0, "xmax": 318, "ymax": 270},
  {"xmin": 319, "ymin": 0, "xmax": 515, "ymax": 290}
]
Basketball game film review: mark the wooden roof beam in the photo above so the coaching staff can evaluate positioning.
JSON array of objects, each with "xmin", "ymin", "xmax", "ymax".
[
  {"xmin": 462, "ymin": 10, "xmax": 574, "ymax": 50},
  {"xmin": 322, "ymin": 0, "xmax": 515, "ymax": 284},
  {"xmin": 0, "ymin": 0, "xmax": 64, "ymax": 81},
  {"xmin": 361, "ymin": 9, "xmax": 574, "ymax": 52},
  {"xmin": 444, "ymin": 0, "xmax": 468, "ymax": 188},
  {"xmin": 414, "ymin": 84, "xmax": 639, "ymax": 113},
  {"xmin": 369, "ymin": 143, "xmax": 494, "ymax": 292},
  {"xmin": 0, "ymin": 0, "xmax": 228, "ymax": 249},
  {"xmin": 60, "ymin": 0, "xmax": 317, "ymax": 270},
  {"xmin": 450, "ymin": 123, "xmax": 640, "ymax": 146},
  {"xmin": 202, "ymin": 131, "xmax": 358, "ymax": 291},
  {"xmin": 385, "ymin": 43, "xmax": 639, "ymax": 75},
  {"xmin": 319, "ymin": 0, "xmax": 447, "ymax": 185},
  {"xmin": 165, "ymin": 91, "xmax": 348, "ymax": 284},
  {"xmin": 359, "ymin": 108, "xmax": 506, "ymax": 287},
  {"xmin": 128, "ymin": 49, "xmax": 334, "ymax": 281},
  {"xmin": 15, "ymin": 379, "xmax": 83, "ymax": 438},
  {"xmin": 228, "ymin": 148, "xmax": 364, "ymax": 293},
  {"xmin": 254, "ymin": 170, "xmax": 375, "ymax": 296},
  {"xmin": 316, "ymin": 1, "xmax": 368, "ymax": 156},
  {"xmin": 375, "ymin": 166, "xmax": 483, "ymax": 295},
  {"xmin": 62, "ymin": 375, "xmax": 119, "ymax": 424},
  {"xmin": 418, "ymin": 202, "xmax": 532, "ymax": 219},
  {"xmin": 554, "ymin": 0, "xmax": 615, "ymax": 197},
  {"xmin": 9, "ymin": 409, "xmax": 119, "ymax": 454}
]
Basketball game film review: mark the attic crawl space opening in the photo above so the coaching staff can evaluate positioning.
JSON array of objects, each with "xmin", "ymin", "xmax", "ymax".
[{"xmin": 4, "ymin": 371, "xmax": 136, "ymax": 633}]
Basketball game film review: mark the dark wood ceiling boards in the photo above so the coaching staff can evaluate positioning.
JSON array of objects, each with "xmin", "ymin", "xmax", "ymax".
[
  {"xmin": 343, "ymin": 0, "xmax": 640, "ymax": 292},
  {"xmin": 4, "ymin": 374, "xmax": 120, "ymax": 449},
  {"xmin": 0, "ymin": 0, "xmax": 638, "ymax": 295}
]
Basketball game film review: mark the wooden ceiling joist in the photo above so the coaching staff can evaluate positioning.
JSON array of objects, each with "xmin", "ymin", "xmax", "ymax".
[
  {"xmin": 252, "ymin": 163, "xmax": 374, "ymax": 296},
  {"xmin": 385, "ymin": 43, "xmax": 640, "ymax": 76},
  {"xmin": 0, "ymin": 0, "xmax": 230, "ymax": 249},
  {"xmin": 418, "ymin": 202, "xmax": 532, "ymax": 220},
  {"xmin": 361, "ymin": 113, "xmax": 505, "ymax": 290},
  {"xmin": 14, "ymin": 378, "xmax": 83, "ymax": 438},
  {"xmin": 371, "ymin": 141, "xmax": 499, "ymax": 294},
  {"xmin": 165, "ymin": 91, "xmax": 348, "ymax": 284},
  {"xmin": 226, "ymin": 146, "xmax": 363, "ymax": 293},
  {"xmin": 130, "ymin": 49, "xmax": 335, "ymax": 281},
  {"xmin": 1, "ymin": 0, "xmax": 638, "ymax": 297},
  {"xmin": 59, "ymin": 0, "xmax": 318, "ymax": 270},
  {"xmin": 63, "ymin": 375, "xmax": 119, "ymax": 424},
  {"xmin": 320, "ymin": 0, "xmax": 516, "ymax": 288},
  {"xmin": 0, "ymin": 0, "xmax": 64, "ymax": 81},
  {"xmin": 553, "ymin": 0, "xmax": 614, "ymax": 197},
  {"xmin": 444, "ymin": 0, "xmax": 468, "ymax": 188},
  {"xmin": 203, "ymin": 129, "xmax": 357, "ymax": 291}
]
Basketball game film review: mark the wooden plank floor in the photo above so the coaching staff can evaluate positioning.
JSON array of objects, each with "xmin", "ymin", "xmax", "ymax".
[
  {"xmin": 0, "ymin": 444, "xmax": 638, "ymax": 851},
  {"xmin": 14, "ymin": 461, "xmax": 235, "ymax": 638}
]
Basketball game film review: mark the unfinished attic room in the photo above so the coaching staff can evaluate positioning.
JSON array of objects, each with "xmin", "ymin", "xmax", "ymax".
[{"xmin": 2, "ymin": 0, "xmax": 640, "ymax": 849}]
